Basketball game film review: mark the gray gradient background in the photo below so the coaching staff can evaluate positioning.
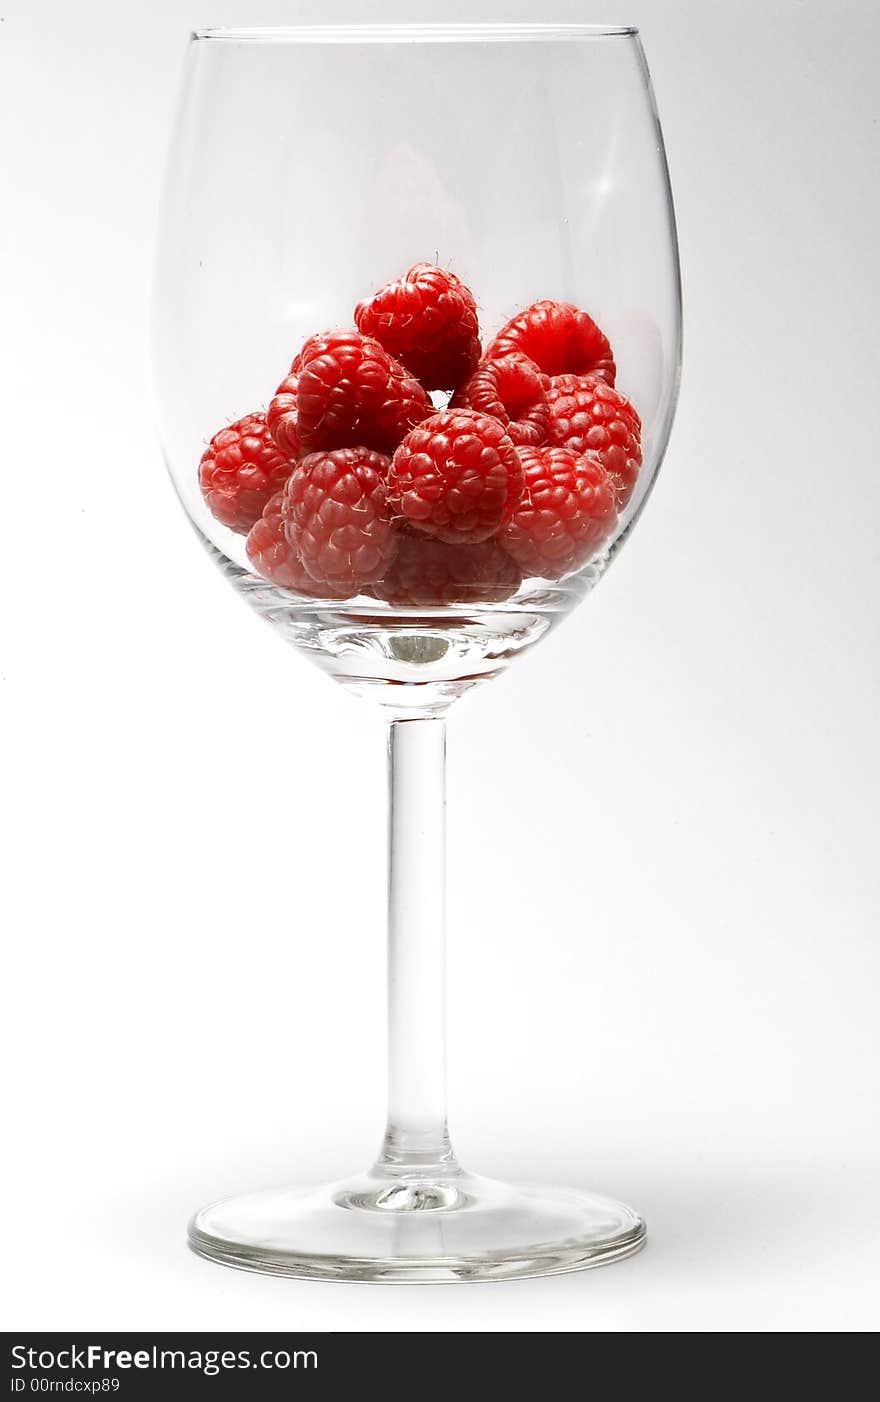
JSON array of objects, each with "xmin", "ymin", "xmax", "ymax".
[{"xmin": 2, "ymin": 0, "xmax": 878, "ymax": 1331}]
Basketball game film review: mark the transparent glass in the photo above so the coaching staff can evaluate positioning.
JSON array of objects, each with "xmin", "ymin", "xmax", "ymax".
[{"xmin": 153, "ymin": 23, "xmax": 681, "ymax": 1282}]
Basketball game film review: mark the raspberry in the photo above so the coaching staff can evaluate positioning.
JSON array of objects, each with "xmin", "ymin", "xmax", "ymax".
[
  {"xmin": 245, "ymin": 491, "xmax": 317, "ymax": 594},
  {"xmin": 546, "ymin": 376, "xmax": 642, "ymax": 507},
  {"xmin": 547, "ymin": 374, "xmax": 587, "ymax": 393},
  {"xmin": 198, "ymin": 413, "xmax": 293, "ymax": 535},
  {"xmin": 387, "ymin": 409, "xmax": 523, "ymax": 545},
  {"xmin": 283, "ymin": 447, "xmax": 397, "ymax": 594},
  {"xmin": 501, "ymin": 445, "xmax": 617, "ymax": 580},
  {"xmin": 355, "ymin": 263, "xmax": 481, "ymax": 391},
  {"xmin": 373, "ymin": 534, "xmax": 522, "ymax": 607},
  {"xmin": 268, "ymin": 330, "xmax": 367, "ymax": 457},
  {"xmin": 295, "ymin": 330, "xmax": 431, "ymax": 455},
  {"xmin": 451, "ymin": 352, "xmax": 549, "ymax": 447},
  {"xmin": 487, "ymin": 300, "xmax": 616, "ymax": 386},
  {"xmin": 266, "ymin": 372, "xmax": 300, "ymax": 458},
  {"xmin": 291, "ymin": 331, "xmax": 341, "ymax": 374}
]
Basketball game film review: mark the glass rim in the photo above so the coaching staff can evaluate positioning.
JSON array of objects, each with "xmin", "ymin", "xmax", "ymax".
[{"xmin": 191, "ymin": 23, "xmax": 639, "ymax": 45}]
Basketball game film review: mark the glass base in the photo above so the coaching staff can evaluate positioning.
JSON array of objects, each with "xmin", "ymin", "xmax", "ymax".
[{"xmin": 188, "ymin": 1167, "xmax": 645, "ymax": 1283}]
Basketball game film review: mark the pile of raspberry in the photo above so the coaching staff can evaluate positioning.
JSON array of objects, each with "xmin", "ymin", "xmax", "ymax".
[{"xmin": 198, "ymin": 264, "xmax": 642, "ymax": 606}]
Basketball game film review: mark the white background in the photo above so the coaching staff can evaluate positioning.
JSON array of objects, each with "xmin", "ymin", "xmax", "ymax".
[{"xmin": 2, "ymin": 0, "xmax": 878, "ymax": 1333}]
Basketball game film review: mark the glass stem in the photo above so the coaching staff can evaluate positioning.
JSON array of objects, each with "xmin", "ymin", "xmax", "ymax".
[{"xmin": 377, "ymin": 716, "xmax": 456, "ymax": 1173}]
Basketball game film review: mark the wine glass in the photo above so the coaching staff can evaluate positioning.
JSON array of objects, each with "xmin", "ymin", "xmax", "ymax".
[{"xmin": 153, "ymin": 22, "xmax": 680, "ymax": 1283}]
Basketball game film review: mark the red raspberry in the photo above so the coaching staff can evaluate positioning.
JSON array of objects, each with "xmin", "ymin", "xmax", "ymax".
[
  {"xmin": 548, "ymin": 374, "xmax": 589, "ymax": 393},
  {"xmin": 387, "ymin": 409, "xmax": 523, "ymax": 546},
  {"xmin": 198, "ymin": 412, "xmax": 293, "ymax": 535},
  {"xmin": 501, "ymin": 445, "xmax": 617, "ymax": 580},
  {"xmin": 283, "ymin": 447, "xmax": 397, "ymax": 594},
  {"xmin": 451, "ymin": 352, "xmax": 549, "ymax": 447},
  {"xmin": 295, "ymin": 330, "xmax": 431, "ymax": 455},
  {"xmin": 268, "ymin": 331, "xmax": 367, "ymax": 457},
  {"xmin": 245, "ymin": 491, "xmax": 317, "ymax": 594},
  {"xmin": 290, "ymin": 331, "xmax": 341, "ymax": 374},
  {"xmin": 266, "ymin": 372, "xmax": 300, "ymax": 458},
  {"xmin": 487, "ymin": 300, "xmax": 616, "ymax": 386},
  {"xmin": 355, "ymin": 263, "xmax": 481, "ymax": 391},
  {"xmin": 373, "ymin": 534, "xmax": 522, "ymax": 607},
  {"xmin": 546, "ymin": 376, "xmax": 642, "ymax": 507}
]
